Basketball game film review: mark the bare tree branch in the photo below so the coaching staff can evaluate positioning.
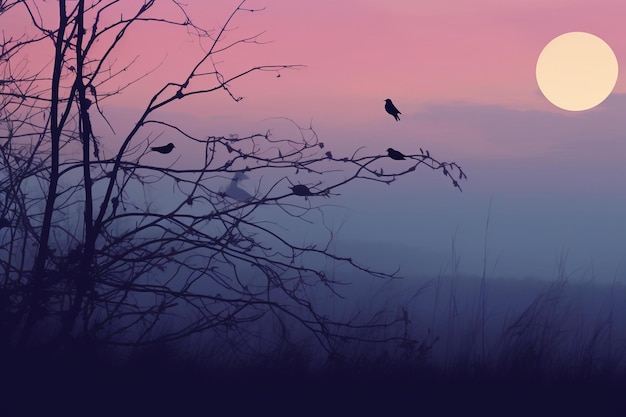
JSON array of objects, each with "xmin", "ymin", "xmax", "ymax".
[{"xmin": 0, "ymin": 0, "xmax": 466, "ymax": 359}]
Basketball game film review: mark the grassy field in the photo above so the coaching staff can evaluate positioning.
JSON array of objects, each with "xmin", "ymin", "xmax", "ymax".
[{"xmin": 3, "ymin": 271, "xmax": 626, "ymax": 416}]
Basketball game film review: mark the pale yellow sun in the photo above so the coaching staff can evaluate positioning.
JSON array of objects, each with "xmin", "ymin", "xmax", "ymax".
[{"xmin": 536, "ymin": 32, "xmax": 618, "ymax": 111}]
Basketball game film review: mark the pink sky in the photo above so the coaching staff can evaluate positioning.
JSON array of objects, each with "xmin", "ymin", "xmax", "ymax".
[
  {"xmin": 100, "ymin": 0, "xmax": 626, "ymax": 159},
  {"xmin": 182, "ymin": 0, "xmax": 626, "ymax": 116},
  {"xmin": 54, "ymin": 0, "xmax": 623, "ymax": 118},
  {"xmin": 9, "ymin": 1, "xmax": 626, "ymax": 125}
]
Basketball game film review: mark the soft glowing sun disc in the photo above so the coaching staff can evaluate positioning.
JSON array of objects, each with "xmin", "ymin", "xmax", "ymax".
[{"xmin": 536, "ymin": 32, "xmax": 618, "ymax": 111}]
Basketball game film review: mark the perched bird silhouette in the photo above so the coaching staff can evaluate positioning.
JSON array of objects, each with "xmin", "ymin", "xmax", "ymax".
[
  {"xmin": 150, "ymin": 143, "xmax": 175, "ymax": 154},
  {"xmin": 290, "ymin": 184, "xmax": 315, "ymax": 199},
  {"xmin": 384, "ymin": 99, "xmax": 401, "ymax": 121},
  {"xmin": 224, "ymin": 172, "xmax": 253, "ymax": 202},
  {"xmin": 387, "ymin": 148, "xmax": 406, "ymax": 160}
]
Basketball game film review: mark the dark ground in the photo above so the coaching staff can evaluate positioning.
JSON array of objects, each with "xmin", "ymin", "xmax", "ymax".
[{"xmin": 2, "ymin": 346, "xmax": 625, "ymax": 417}]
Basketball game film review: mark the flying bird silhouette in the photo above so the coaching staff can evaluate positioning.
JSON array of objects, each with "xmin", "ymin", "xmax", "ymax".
[
  {"xmin": 224, "ymin": 172, "xmax": 253, "ymax": 202},
  {"xmin": 384, "ymin": 99, "xmax": 401, "ymax": 121},
  {"xmin": 387, "ymin": 148, "xmax": 406, "ymax": 160},
  {"xmin": 150, "ymin": 143, "xmax": 175, "ymax": 154}
]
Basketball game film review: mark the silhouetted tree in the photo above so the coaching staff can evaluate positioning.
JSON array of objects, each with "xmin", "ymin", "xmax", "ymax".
[{"xmin": 0, "ymin": 0, "xmax": 466, "ymax": 358}]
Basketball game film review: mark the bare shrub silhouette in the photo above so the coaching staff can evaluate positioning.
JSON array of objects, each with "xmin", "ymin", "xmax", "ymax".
[{"xmin": 0, "ymin": 0, "xmax": 466, "ymax": 358}]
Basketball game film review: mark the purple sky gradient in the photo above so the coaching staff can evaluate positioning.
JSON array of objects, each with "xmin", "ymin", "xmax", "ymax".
[{"xmin": 5, "ymin": 0, "xmax": 626, "ymax": 280}]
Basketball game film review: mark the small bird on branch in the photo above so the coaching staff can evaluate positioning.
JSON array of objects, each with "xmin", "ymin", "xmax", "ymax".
[
  {"xmin": 384, "ymin": 99, "xmax": 401, "ymax": 121},
  {"xmin": 150, "ymin": 143, "xmax": 175, "ymax": 154},
  {"xmin": 290, "ymin": 184, "xmax": 317, "ymax": 201},
  {"xmin": 387, "ymin": 148, "xmax": 406, "ymax": 160}
]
